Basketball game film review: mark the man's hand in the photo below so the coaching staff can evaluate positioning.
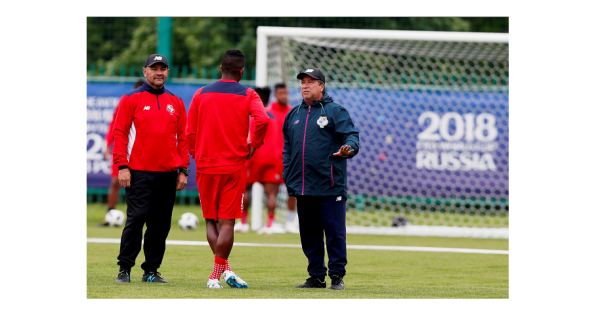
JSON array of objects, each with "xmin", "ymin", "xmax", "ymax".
[
  {"xmin": 247, "ymin": 143, "xmax": 257, "ymax": 160},
  {"xmin": 103, "ymin": 146, "xmax": 111, "ymax": 161},
  {"xmin": 176, "ymin": 172, "xmax": 188, "ymax": 191},
  {"xmin": 118, "ymin": 168, "xmax": 131, "ymax": 188},
  {"xmin": 333, "ymin": 145, "xmax": 354, "ymax": 157}
]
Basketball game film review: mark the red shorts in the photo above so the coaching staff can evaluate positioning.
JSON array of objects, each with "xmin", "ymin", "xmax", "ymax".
[
  {"xmin": 196, "ymin": 167, "xmax": 247, "ymax": 220},
  {"xmin": 246, "ymin": 161, "xmax": 284, "ymax": 184}
]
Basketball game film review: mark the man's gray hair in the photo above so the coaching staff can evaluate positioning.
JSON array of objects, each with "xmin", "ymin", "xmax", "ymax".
[{"xmin": 318, "ymin": 80, "xmax": 325, "ymax": 95}]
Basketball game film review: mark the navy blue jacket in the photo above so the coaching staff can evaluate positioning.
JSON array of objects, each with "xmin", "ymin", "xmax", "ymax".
[{"xmin": 282, "ymin": 92, "xmax": 360, "ymax": 197}]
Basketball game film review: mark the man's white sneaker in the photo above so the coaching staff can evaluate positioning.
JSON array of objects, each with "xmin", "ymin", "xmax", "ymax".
[
  {"xmin": 270, "ymin": 222, "xmax": 286, "ymax": 234},
  {"xmin": 234, "ymin": 222, "xmax": 249, "ymax": 233},
  {"xmin": 284, "ymin": 221, "xmax": 299, "ymax": 233},
  {"xmin": 257, "ymin": 225, "xmax": 273, "ymax": 235},
  {"xmin": 223, "ymin": 270, "xmax": 248, "ymax": 288},
  {"xmin": 207, "ymin": 279, "xmax": 223, "ymax": 288}
]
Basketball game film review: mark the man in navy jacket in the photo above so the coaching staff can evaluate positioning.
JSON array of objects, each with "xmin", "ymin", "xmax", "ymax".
[{"xmin": 282, "ymin": 68, "xmax": 359, "ymax": 290}]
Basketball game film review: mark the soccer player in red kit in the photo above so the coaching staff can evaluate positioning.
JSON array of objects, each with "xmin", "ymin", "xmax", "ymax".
[
  {"xmin": 236, "ymin": 83, "xmax": 298, "ymax": 234},
  {"xmin": 186, "ymin": 50, "xmax": 269, "ymax": 289}
]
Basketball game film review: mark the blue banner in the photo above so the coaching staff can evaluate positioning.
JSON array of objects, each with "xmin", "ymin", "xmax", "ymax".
[
  {"xmin": 286, "ymin": 88, "xmax": 509, "ymax": 199},
  {"xmin": 88, "ymin": 82, "xmax": 508, "ymax": 199}
]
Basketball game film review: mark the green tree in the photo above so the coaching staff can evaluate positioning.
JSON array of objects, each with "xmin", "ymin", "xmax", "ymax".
[
  {"xmin": 106, "ymin": 17, "xmax": 158, "ymax": 75},
  {"xmin": 87, "ymin": 17, "xmax": 508, "ymax": 77}
]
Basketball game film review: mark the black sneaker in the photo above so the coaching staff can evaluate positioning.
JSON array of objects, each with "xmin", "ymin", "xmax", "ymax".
[
  {"xmin": 116, "ymin": 270, "xmax": 130, "ymax": 283},
  {"xmin": 142, "ymin": 271, "xmax": 169, "ymax": 283},
  {"xmin": 296, "ymin": 276, "xmax": 326, "ymax": 288},
  {"xmin": 329, "ymin": 275, "xmax": 344, "ymax": 290}
]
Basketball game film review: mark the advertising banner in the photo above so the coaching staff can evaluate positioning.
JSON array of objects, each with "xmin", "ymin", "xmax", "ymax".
[
  {"xmin": 320, "ymin": 88, "xmax": 509, "ymax": 199},
  {"xmin": 88, "ymin": 82, "xmax": 508, "ymax": 199}
]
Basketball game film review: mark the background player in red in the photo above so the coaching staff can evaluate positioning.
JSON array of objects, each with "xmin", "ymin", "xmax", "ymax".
[
  {"xmin": 98, "ymin": 79, "xmax": 144, "ymax": 226},
  {"xmin": 235, "ymin": 83, "xmax": 298, "ymax": 234},
  {"xmin": 186, "ymin": 50, "xmax": 269, "ymax": 289}
]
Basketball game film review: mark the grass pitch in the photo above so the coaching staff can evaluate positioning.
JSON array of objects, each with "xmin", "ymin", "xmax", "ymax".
[{"xmin": 87, "ymin": 203, "xmax": 508, "ymax": 299}]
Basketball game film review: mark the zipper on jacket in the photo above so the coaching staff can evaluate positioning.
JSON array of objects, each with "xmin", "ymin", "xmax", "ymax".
[
  {"xmin": 302, "ymin": 106, "xmax": 311, "ymax": 195},
  {"xmin": 331, "ymin": 164, "xmax": 334, "ymax": 186},
  {"xmin": 156, "ymin": 94, "xmax": 161, "ymax": 110}
]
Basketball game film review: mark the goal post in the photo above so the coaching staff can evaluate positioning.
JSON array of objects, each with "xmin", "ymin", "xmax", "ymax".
[
  {"xmin": 253, "ymin": 26, "xmax": 509, "ymax": 238},
  {"xmin": 256, "ymin": 27, "xmax": 508, "ymax": 88}
]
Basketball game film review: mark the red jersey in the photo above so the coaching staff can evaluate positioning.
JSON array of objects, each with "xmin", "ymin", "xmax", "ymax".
[
  {"xmin": 268, "ymin": 102, "xmax": 292, "ymax": 127},
  {"xmin": 186, "ymin": 80, "xmax": 269, "ymax": 174},
  {"xmin": 112, "ymin": 82, "xmax": 190, "ymax": 171},
  {"xmin": 248, "ymin": 102, "xmax": 291, "ymax": 165}
]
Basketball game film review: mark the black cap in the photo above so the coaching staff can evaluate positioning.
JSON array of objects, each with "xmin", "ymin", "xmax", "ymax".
[
  {"xmin": 296, "ymin": 68, "xmax": 325, "ymax": 83},
  {"xmin": 144, "ymin": 54, "xmax": 168, "ymax": 68}
]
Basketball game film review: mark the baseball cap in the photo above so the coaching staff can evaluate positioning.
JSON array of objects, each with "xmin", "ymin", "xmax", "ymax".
[
  {"xmin": 144, "ymin": 54, "xmax": 169, "ymax": 68},
  {"xmin": 297, "ymin": 68, "xmax": 325, "ymax": 83}
]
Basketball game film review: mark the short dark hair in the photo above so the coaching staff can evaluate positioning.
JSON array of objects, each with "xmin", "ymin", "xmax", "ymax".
[
  {"xmin": 274, "ymin": 83, "xmax": 286, "ymax": 91},
  {"xmin": 222, "ymin": 50, "xmax": 245, "ymax": 75},
  {"xmin": 134, "ymin": 79, "xmax": 144, "ymax": 89},
  {"xmin": 254, "ymin": 87, "xmax": 271, "ymax": 106}
]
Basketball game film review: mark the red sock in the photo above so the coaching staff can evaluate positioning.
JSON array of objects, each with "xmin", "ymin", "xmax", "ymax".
[
  {"xmin": 214, "ymin": 253, "xmax": 231, "ymax": 271},
  {"xmin": 266, "ymin": 213, "xmax": 274, "ymax": 227},
  {"xmin": 241, "ymin": 212, "xmax": 248, "ymax": 225},
  {"xmin": 209, "ymin": 256, "xmax": 227, "ymax": 280}
]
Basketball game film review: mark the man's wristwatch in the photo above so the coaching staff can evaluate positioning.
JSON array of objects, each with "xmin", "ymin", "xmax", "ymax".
[{"xmin": 179, "ymin": 168, "xmax": 190, "ymax": 176}]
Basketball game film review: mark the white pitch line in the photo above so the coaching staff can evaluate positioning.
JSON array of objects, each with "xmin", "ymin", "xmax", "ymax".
[{"xmin": 87, "ymin": 238, "xmax": 508, "ymax": 255}]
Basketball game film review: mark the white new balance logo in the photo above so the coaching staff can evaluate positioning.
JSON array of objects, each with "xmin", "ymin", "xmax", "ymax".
[
  {"xmin": 305, "ymin": 69, "xmax": 314, "ymax": 73},
  {"xmin": 154, "ymin": 56, "xmax": 162, "ymax": 60},
  {"xmin": 143, "ymin": 106, "xmax": 150, "ymax": 110},
  {"xmin": 336, "ymin": 196, "xmax": 342, "ymax": 201}
]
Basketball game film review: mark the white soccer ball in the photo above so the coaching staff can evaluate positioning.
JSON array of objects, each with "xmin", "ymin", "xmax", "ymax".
[
  {"xmin": 105, "ymin": 209, "xmax": 125, "ymax": 227},
  {"xmin": 179, "ymin": 212, "xmax": 199, "ymax": 230}
]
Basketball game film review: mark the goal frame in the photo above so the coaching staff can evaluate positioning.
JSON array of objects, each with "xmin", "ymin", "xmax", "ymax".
[
  {"xmin": 255, "ymin": 26, "xmax": 509, "ymax": 87},
  {"xmin": 252, "ymin": 26, "xmax": 509, "ymax": 238}
]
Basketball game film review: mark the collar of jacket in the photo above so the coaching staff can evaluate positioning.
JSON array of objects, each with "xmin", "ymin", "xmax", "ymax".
[
  {"xmin": 143, "ymin": 81, "xmax": 166, "ymax": 95},
  {"xmin": 300, "ymin": 91, "xmax": 333, "ymax": 108}
]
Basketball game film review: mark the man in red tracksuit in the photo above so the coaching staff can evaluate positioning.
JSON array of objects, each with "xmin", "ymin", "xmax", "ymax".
[
  {"xmin": 112, "ymin": 54, "xmax": 190, "ymax": 284},
  {"xmin": 98, "ymin": 79, "xmax": 144, "ymax": 227},
  {"xmin": 186, "ymin": 50, "xmax": 269, "ymax": 289}
]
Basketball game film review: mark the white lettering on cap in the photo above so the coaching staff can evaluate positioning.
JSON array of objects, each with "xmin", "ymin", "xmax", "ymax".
[
  {"xmin": 154, "ymin": 56, "xmax": 163, "ymax": 60},
  {"xmin": 305, "ymin": 69, "xmax": 314, "ymax": 73}
]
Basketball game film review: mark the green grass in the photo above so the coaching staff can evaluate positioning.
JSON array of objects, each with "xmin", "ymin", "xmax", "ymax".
[{"xmin": 87, "ymin": 203, "xmax": 508, "ymax": 299}]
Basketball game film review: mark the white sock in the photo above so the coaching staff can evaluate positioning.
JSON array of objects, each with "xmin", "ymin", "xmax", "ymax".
[{"xmin": 287, "ymin": 210, "xmax": 296, "ymax": 223}]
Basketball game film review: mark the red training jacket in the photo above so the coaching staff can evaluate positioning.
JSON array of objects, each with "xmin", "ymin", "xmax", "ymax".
[
  {"xmin": 186, "ymin": 80, "xmax": 269, "ymax": 174},
  {"xmin": 112, "ymin": 82, "xmax": 190, "ymax": 171}
]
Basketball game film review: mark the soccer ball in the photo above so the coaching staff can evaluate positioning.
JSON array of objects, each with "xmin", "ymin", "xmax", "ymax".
[
  {"xmin": 392, "ymin": 215, "xmax": 410, "ymax": 227},
  {"xmin": 179, "ymin": 212, "xmax": 199, "ymax": 230},
  {"xmin": 105, "ymin": 209, "xmax": 125, "ymax": 227}
]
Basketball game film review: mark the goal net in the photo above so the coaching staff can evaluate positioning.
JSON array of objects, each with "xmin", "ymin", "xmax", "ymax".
[{"xmin": 254, "ymin": 27, "xmax": 509, "ymax": 238}]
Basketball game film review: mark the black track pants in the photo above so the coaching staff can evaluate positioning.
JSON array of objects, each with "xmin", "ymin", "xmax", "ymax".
[
  {"xmin": 296, "ymin": 195, "xmax": 347, "ymax": 278},
  {"xmin": 117, "ymin": 169, "xmax": 177, "ymax": 272}
]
